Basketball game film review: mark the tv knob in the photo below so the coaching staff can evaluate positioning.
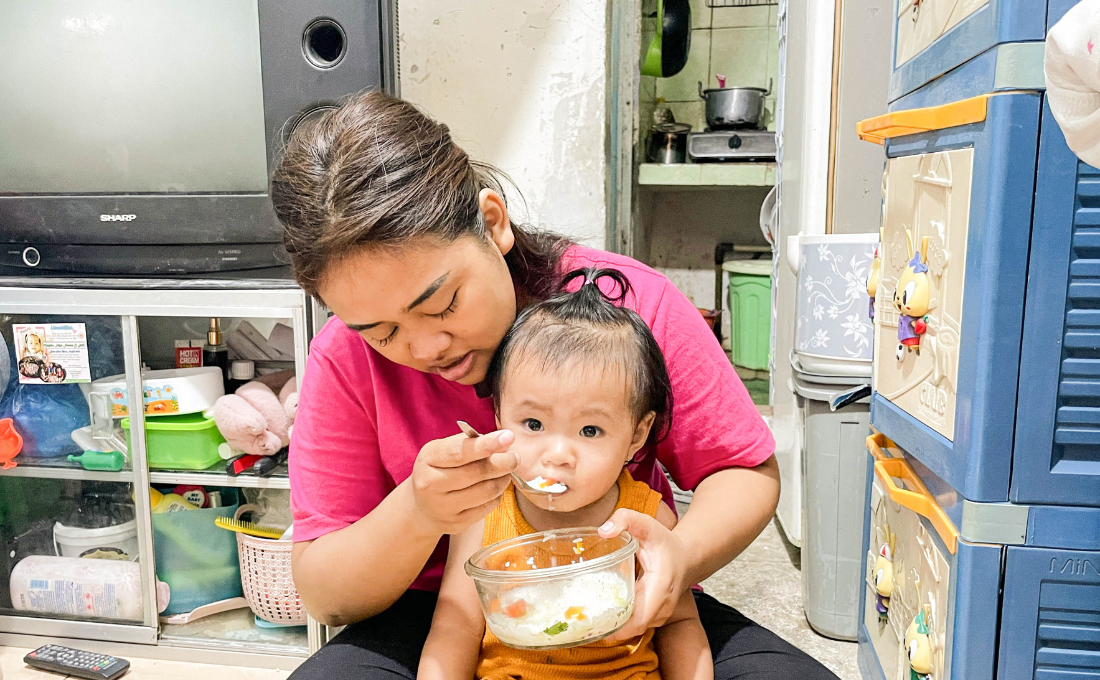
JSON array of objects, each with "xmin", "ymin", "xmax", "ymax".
[{"xmin": 22, "ymin": 247, "xmax": 40, "ymax": 267}]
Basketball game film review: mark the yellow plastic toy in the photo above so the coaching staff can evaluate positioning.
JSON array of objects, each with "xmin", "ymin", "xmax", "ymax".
[
  {"xmin": 872, "ymin": 542, "xmax": 894, "ymax": 620},
  {"xmin": 905, "ymin": 607, "xmax": 934, "ymax": 680},
  {"xmin": 867, "ymin": 232, "xmax": 882, "ymax": 321}
]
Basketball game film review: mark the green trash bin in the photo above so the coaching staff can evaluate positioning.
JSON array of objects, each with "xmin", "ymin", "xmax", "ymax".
[{"xmin": 723, "ymin": 260, "xmax": 772, "ymax": 371}]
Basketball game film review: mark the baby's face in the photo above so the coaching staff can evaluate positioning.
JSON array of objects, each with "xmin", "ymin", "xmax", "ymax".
[{"xmin": 497, "ymin": 357, "xmax": 649, "ymax": 513}]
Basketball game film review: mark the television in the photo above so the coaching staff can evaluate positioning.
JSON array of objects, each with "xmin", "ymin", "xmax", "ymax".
[{"xmin": 0, "ymin": 0, "xmax": 395, "ymax": 277}]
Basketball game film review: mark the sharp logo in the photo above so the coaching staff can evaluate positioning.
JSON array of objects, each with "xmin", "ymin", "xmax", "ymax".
[{"xmin": 100, "ymin": 214, "xmax": 137, "ymax": 222}]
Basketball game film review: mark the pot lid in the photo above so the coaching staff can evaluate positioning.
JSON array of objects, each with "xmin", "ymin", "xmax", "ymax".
[
  {"xmin": 653, "ymin": 122, "xmax": 692, "ymax": 134},
  {"xmin": 702, "ymin": 86, "xmax": 768, "ymax": 94},
  {"xmin": 721, "ymin": 259, "xmax": 772, "ymax": 275}
]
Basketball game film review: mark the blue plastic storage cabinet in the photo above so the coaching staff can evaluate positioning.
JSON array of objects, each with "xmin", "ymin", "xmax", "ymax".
[
  {"xmin": 859, "ymin": 434, "xmax": 1100, "ymax": 680},
  {"xmin": 889, "ymin": 0, "xmax": 1077, "ymax": 102},
  {"xmin": 859, "ymin": 82, "xmax": 1100, "ymax": 508},
  {"xmin": 858, "ymin": 51, "xmax": 1100, "ymax": 679}
]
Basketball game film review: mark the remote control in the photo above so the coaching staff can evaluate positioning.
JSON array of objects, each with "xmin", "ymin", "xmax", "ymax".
[{"xmin": 23, "ymin": 644, "xmax": 130, "ymax": 679}]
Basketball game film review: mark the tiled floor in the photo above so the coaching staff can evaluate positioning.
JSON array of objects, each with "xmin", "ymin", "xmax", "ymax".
[
  {"xmin": 0, "ymin": 518, "xmax": 858, "ymax": 680},
  {"xmin": 700, "ymin": 518, "xmax": 860, "ymax": 680}
]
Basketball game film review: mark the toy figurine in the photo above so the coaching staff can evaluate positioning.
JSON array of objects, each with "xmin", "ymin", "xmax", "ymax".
[
  {"xmin": 872, "ymin": 543, "xmax": 894, "ymax": 619},
  {"xmin": 905, "ymin": 608, "xmax": 934, "ymax": 680},
  {"xmin": 867, "ymin": 247, "xmax": 881, "ymax": 320},
  {"xmin": 894, "ymin": 233, "xmax": 932, "ymax": 361}
]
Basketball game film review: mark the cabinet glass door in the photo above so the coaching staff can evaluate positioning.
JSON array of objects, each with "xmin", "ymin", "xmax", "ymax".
[
  {"xmin": 135, "ymin": 315, "xmax": 308, "ymax": 657},
  {"xmin": 0, "ymin": 314, "xmax": 157, "ymax": 640},
  {"xmin": 1, "ymin": 477, "xmax": 149, "ymax": 623}
]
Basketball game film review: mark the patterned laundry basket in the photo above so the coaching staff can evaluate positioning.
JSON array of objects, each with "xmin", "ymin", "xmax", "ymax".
[{"xmin": 235, "ymin": 506, "xmax": 305, "ymax": 625}]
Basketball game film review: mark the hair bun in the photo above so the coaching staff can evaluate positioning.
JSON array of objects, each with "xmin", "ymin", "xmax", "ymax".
[{"xmin": 561, "ymin": 267, "xmax": 631, "ymax": 305}]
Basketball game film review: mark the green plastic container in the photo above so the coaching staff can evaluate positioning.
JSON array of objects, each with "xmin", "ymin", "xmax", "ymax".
[
  {"xmin": 121, "ymin": 412, "xmax": 225, "ymax": 470},
  {"xmin": 723, "ymin": 260, "xmax": 772, "ymax": 371}
]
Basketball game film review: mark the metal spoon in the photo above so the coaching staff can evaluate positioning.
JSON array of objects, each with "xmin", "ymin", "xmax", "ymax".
[{"xmin": 456, "ymin": 421, "xmax": 565, "ymax": 496}]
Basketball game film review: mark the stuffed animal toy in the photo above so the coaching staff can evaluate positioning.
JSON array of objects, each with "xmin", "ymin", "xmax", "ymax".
[{"xmin": 210, "ymin": 372, "xmax": 297, "ymax": 458}]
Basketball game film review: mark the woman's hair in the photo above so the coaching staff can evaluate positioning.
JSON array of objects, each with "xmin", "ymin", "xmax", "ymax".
[
  {"xmin": 270, "ymin": 90, "xmax": 571, "ymax": 301},
  {"xmin": 488, "ymin": 267, "xmax": 673, "ymax": 446}
]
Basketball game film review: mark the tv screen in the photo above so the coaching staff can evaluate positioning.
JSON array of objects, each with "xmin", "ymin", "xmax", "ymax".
[
  {"xmin": 0, "ymin": 1, "xmax": 270, "ymax": 194},
  {"xmin": 0, "ymin": 0, "xmax": 393, "ymax": 278}
]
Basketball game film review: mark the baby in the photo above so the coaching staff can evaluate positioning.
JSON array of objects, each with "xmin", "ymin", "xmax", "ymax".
[
  {"xmin": 22, "ymin": 332, "xmax": 46, "ymax": 360},
  {"xmin": 419, "ymin": 267, "xmax": 712, "ymax": 680}
]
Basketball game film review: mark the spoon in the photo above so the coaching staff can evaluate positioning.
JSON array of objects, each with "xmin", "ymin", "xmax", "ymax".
[{"xmin": 456, "ymin": 421, "xmax": 565, "ymax": 496}]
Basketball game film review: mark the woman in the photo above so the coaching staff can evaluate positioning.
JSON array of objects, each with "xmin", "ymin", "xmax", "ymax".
[{"xmin": 274, "ymin": 91, "xmax": 837, "ymax": 680}]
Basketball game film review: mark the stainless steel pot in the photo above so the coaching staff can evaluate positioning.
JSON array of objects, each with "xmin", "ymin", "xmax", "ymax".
[
  {"xmin": 698, "ymin": 81, "xmax": 770, "ymax": 130},
  {"xmin": 646, "ymin": 123, "xmax": 692, "ymax": 164}
]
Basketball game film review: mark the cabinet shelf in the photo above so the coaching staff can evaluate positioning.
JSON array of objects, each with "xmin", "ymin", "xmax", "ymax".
[
  {"xmin": 0, "ymin": 459, "xmax": 135, "ymax": 483},
  {"xmin": 148, "ymin": 467, "xmax": 290, "ymax": 490},
  {"xmin": 159, "ymin": 608, "xmax": 308, "ymax": 658},
  {"xmin": 0, "ymin": 460, "xmax": 289, "ymax": 489},
  {"xmin": 638, "ymin": 162, "xmax": 776, "ymax": 187}
]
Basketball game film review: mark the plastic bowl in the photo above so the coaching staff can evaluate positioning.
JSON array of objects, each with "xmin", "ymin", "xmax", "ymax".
[{"xmin": 465, "ymin": 527, "xmax": 637, "ymax": 649}]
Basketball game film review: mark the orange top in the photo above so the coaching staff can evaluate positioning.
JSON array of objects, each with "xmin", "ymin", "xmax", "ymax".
[{"xmin": 476, "ymin": 470, "xmax": 663, "ymax": 680}]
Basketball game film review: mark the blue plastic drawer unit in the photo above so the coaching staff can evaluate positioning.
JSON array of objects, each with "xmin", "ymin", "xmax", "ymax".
[
  {"xmin": 859, "ymin": 74, "xmax": 1100, "ymax": 508},
  {"xmin": 859, "ymin": 89, "xmax": 1040, "ymax": 504},
  {"xmin": 1014, "ymin": 118, "xmax": 1100, "ymax": 508},
  {"xmin": 860, "ymin": 434, "xmax": 1100, "ymax": 680},
  {"xmin": 998, "ymin": 546, "xmax": 1100, "ymax": 679},
  {"xmin": 860, "ymin": 435, "xmax": 999, "ymax": 680},
  {"xmin": 889, "ymin": 0, "xmax": 1076, "ymax": 102}
]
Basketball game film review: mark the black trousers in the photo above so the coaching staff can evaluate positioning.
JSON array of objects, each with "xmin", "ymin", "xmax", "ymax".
[{"xmin": 288, "ymin": 590, "xmax": 839, "ymax": 679}]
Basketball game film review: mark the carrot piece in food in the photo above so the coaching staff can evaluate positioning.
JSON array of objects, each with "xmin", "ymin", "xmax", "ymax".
[{"xmin": 504, "ymin": 599, "xmax": 528, "ymax": 618}]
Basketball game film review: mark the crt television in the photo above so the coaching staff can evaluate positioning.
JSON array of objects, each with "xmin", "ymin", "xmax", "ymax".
[{"xmin": 0, "ymin": 0, "xmax": 395, "ymax": 277}]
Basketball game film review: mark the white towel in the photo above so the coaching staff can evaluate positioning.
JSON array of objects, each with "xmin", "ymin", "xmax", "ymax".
[{"xmin": 1046, "ymin": 0, "xmax": 1100, "ymax": 167}]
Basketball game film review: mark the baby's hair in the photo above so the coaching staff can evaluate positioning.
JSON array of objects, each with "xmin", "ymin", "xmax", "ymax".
[{"xmin": 488, "ymin": 267, "xmax": 673, "ymax": 446}]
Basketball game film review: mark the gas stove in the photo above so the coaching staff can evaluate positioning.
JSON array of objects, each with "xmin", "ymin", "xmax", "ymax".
[{"xmin": 688, "ymin": 129, "xmax": 776, "ymax": 162}]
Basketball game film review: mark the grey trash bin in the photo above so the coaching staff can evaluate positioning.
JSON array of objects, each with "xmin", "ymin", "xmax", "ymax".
[{"xmin": 793, "ymin": 372, "xmax": 870, "ymax": 641}]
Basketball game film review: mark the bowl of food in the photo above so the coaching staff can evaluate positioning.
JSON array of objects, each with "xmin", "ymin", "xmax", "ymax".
[{"xmin": 465, "ymin": 527, "xmax": 637, "ymax": 649}]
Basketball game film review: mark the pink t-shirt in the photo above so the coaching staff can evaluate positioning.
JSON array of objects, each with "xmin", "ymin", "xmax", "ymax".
[{"xmin": 289, "ymin": 246, "xmax": 775, "ymax": 592}]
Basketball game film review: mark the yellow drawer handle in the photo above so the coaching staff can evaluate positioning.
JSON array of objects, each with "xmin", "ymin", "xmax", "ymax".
[
  {"xmin": 873, "ymin": 458, "xmax": 959, "ymax": 554},
  {"xmin": 866, "ymin": 431, "xmax": 895, "ymax": 462},
  {"xmin": 857, "ymin": 93, "xmax": 992, "ymax": 145}
]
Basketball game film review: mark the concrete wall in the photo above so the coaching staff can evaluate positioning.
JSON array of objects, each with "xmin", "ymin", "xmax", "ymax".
[
  {"xmin": 638, "ymin": 186, "xmax": 772, "ymax": 309},
  {"xmin": 397, "ymin": 1, "xmax": 609, "ymax": 247}
]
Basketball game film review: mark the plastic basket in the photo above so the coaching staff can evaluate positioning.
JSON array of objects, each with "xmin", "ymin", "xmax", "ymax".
[{"xmin": 234, "ymin": 507, "xmax": 304, "ymax": 625}]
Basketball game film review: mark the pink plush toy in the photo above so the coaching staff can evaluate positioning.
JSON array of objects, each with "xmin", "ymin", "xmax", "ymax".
[{"xmin": 210, "ymin": 373, "xmax": 298, "ymax": 458}]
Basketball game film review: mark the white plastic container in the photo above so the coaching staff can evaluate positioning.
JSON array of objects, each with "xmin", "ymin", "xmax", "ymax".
[
  {"xmin": 81, "ymin": 367, "xmax": 224, "ymax": 418},
  {"xmin": 53, "ymin": 519, "xmax": 139, "ymax": 561},
  {"xmin": 10, "ymin": 556, "xmax": 169, "ymax": 620},
  {"xmin": 788, "ymin": 233, "xmax": 878, "ymax": 368}
]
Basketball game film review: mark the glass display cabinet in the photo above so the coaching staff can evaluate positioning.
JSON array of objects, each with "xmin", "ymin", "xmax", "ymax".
[{"xmin": 0, "ymin": 279, "xmax": 320, "ymax": 670}]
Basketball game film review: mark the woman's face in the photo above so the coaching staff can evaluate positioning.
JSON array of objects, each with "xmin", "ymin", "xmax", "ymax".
[{"xmin": 318, "ymin": 194, "xmax": 518, "ymax": 385}]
